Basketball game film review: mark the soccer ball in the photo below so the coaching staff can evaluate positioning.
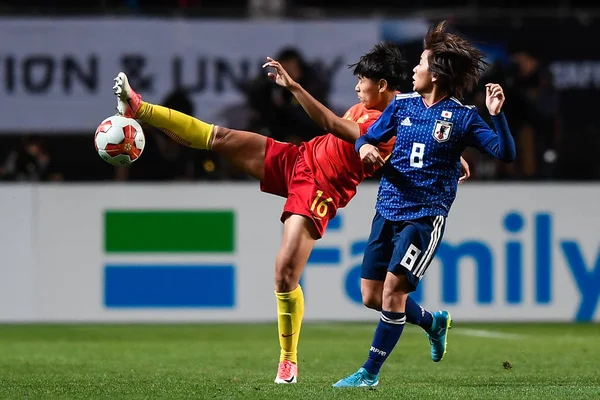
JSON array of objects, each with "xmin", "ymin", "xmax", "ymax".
[{"xmin": 94, "ymin": 115, "xmax": 145, "ymax": 166}]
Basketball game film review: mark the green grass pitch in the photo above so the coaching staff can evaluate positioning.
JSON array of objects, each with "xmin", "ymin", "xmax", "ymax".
[{"xmin": 0, "ymin": 323, "xmax": 598, "ymax": 399}]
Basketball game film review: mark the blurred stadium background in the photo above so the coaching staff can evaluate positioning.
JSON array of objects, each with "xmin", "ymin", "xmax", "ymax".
[{"xmin": 0, "ymin": 1, "xmax": 599, "ymax": 399}]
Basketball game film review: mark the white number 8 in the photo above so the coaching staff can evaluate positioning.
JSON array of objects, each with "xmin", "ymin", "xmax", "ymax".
[
  {"xmin": 410, "ymin": 142, "xmax": 425, "ymax": 168},
  {"xmin": 400, "ymin": 244, "xmax": 422, "ymax": 271}
]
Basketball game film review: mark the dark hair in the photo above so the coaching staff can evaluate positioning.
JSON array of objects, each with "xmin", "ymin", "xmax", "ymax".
[
  {"xmin": 423, "ymin": 21, "xmax": 487, "ymax": 99},
  {"xmin": 163, "ymin": 89, "xmax": 194, "ymax": 116},
  {"xmin": 349, "ymin": 41, "xmax": 407, "ymax": 91},
  {"xmin": 276, "ymin": 47, "xmax": 305, "ymax": 63}
]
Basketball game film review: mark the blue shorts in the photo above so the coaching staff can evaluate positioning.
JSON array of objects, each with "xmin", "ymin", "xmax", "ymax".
[{"xmin": 360, "ymin": 210, "xmax": 446, "ymax": 291}]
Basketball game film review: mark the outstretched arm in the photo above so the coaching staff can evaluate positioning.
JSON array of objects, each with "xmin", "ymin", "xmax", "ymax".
[
  {"xmin": 467, "ymin": 83, "xmax": 516, "ymax": 163},
  {"xmin": 263, "ymin": 57, "xmax": 361, "ymax": 143}
]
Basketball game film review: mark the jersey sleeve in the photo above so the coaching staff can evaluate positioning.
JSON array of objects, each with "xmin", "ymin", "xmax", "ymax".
[
  {"xmin": 464, "ymin": 109, "xmax": 516, "ymax": 162},
  {"xmin": 357, "ymin": 110, "xmax": 381, "ymax": 135},
  {"xmin": 354, "ymin": 100, "xmax": 398, "ymax": 152}
]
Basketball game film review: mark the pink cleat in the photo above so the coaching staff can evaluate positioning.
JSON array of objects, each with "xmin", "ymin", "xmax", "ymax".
[{"xmin": 274, "ymin": 360, "xmax": 298, "ymax": 384}]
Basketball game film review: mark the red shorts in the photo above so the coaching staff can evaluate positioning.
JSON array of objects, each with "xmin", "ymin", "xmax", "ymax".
[{"xmin": 260, "ymin": 138, "xmax": 338, "ymax": 238}]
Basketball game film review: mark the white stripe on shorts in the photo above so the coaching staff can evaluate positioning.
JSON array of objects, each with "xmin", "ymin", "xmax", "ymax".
[{"xmin": 413, "ymin": 215, "xmax": 445, "ymax": 278}]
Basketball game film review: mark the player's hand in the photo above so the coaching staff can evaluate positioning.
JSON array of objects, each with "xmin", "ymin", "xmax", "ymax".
[
  {"xmin": 485, "ymin": 83, "xmax": 505, "ymax": 115},
  {"xmin": 459, "ymin": 156, "xmax": 470, "ymax": 184},
  {"xmin": 262, "ymin": 57, "xmax": 297, "ymax": 90},
  {"xmin": 359, "ymin": 144, "xmax": 385, "ymax": 167}
]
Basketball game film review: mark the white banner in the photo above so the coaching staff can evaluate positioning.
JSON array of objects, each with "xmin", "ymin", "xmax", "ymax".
[
  {"xmin": 0, "ymin": 186, "xmax": 35, "ymax": 320},
  {"xmin": 0, "ymin": 18, "xmax": 387, "ymax": 133},
  {"xmin": 0, "ymin": 183, "xmax": 599, "ymax": 322}
]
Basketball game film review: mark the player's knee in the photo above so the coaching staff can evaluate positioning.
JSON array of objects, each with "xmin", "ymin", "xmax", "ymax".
[
  {"xmin": 362, "ymin": 294, "xmax": 382, "ymax": 311},
  {"xmin": 360, "ymin": 278, "xmax": 384, "ymax": 310},
  {"xmin": 361, "ymin": 283, "xmax": 381, "ymax": 310}
]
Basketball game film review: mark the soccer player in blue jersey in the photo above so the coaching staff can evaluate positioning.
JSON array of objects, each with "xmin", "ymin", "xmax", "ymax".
[{"xmin": 333, "ymin": 21, "xmax": 516, "ymax": 388}]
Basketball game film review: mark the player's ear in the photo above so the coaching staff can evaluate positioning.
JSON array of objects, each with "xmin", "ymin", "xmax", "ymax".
[{"xmin": 378, "ymin": 79, "xmax": 388, "ymax": 92}]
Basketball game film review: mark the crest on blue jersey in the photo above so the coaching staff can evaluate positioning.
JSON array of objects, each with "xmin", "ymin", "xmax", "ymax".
[{"xmin": 433, "ymin": 120, "xmax": 453, "ymax": 143}]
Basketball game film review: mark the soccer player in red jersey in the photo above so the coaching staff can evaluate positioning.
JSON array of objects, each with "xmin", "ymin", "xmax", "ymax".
[{"xmin": 113, "ymin": 42, "xmax": 469, "ymax": 384}]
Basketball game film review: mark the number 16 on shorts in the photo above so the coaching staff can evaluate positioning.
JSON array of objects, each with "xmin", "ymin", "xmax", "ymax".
[{"xmin": 310, "ymin": 190, "xmax": 333, "ymax": 218}]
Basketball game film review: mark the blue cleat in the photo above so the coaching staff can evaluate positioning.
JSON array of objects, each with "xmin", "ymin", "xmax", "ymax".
[
  {"xmin": 332, "ymin": 367, "xmax": 379, "ymax": 388},
  {"xmin": 427, "ymin": 310, "xmax": 452, "ymax": 362}
]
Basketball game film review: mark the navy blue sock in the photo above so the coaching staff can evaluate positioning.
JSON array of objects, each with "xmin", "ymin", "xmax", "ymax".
[
  {"xmin": 362, "ymin": 311, "xmax": 406, "ymax": 375},
  {"xmin": 405, "ymin": 296, "xmax": 433, "ymax": 332}
]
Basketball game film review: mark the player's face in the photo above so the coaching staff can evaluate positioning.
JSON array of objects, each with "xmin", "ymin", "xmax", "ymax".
[
  {"xmin": 355, "ymin": 77, "xmax": 381, "ymax": 109},
  {"xmin": 413, "ymin": 50, "xmax": 434, "ymax": 93}
]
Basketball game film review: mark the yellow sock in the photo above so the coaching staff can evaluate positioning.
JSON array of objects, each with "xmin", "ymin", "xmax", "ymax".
[
  {"xmin": 276, "ymin": 285, "xmax": 304, "ymax": 364},
  {"xmin": 136, "ymin": 102, "xmax": 214, "ymax": 150}
]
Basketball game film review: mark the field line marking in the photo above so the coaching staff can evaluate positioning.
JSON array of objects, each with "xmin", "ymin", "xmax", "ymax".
[{"xmin": 453, "ymin": 328, "xmax": 526, "ymax": 340}]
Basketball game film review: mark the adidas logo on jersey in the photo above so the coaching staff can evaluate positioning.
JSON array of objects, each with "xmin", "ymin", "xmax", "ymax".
[{"xmin": 401, "ymin": 117, "xmax": 412, "ymax": 126}]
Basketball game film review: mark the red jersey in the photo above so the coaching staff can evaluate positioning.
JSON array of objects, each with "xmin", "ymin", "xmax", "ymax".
[{"xmin": 299, "ymin": 103, "xmax": 395, "ymax": 208}]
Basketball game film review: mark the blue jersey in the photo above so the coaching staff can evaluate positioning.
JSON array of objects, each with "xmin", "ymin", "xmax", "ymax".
[{"xmin": 355, "ymin": 92, "xmax": 515, "ymax": 221}]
